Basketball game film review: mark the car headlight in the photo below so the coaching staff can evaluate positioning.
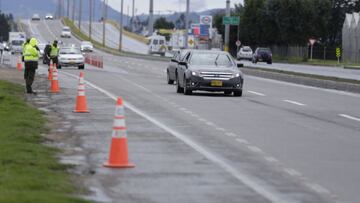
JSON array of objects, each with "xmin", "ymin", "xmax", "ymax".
[
  {"xmin": 234, "ymin": 73, "xmax": 240, "ymax": 77},
  {"xmin": 191, "ymin": 71, "xmax": 198, "ymax": 76}
]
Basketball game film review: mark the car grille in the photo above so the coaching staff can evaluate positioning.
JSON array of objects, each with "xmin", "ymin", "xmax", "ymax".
[{"xmin": 199, "ymin": 71, "xmax": 233, "ymax": 80}]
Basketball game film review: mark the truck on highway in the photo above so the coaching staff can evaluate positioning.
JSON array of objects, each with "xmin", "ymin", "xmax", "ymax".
[
  {"xmin": 147, "ymin": 35, "xmax": 167, "ymax": 56},
  {"xmin": 9, "ymin": 32, "xmax": 26, "ymax": 54}
]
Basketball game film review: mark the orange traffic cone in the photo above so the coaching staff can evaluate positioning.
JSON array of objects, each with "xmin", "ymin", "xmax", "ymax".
[
  {"xmin": 104, "ymin": 97, "xmax": 135, "ymax": 168},
  {"xmin": 48, "ymin": 63, "xmax": 53, "ymax": 81},
  {"xmin": 16, "ymin": 57, "xmax": 22, "ymax": 71},
  {"xmin": 73, "ymin": 72, "xmax": 89, "ymax": 113},
  {"xmin": 50, "ymin": 66, "xmax": 60, "ymax": 93}
]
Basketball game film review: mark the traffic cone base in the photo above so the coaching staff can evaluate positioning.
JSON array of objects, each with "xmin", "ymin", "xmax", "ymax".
[
  {"xmin": 103, "ymin": 137, "xmax": 135, "ymax": 168},
  {"xmin": 73, "ymin": 97, "xmax": 89, "ymax": 113}
]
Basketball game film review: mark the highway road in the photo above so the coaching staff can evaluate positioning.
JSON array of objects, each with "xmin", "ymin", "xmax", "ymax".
[{"xmin": 20, "ymin": 19, "xmax": 360, "ymax": 203}]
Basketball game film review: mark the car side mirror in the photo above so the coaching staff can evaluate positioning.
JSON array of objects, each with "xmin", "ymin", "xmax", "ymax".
[
  {"xmin": 171, "ymin": 59, "xmax": 178, "ymax": 63},
  {"xmin": 4, "ymin": 47, "xmax": 9, "ymax": 51},
  {"xmin": 237, "ymin": 63, "xmax": 244, "ymax": 68}
]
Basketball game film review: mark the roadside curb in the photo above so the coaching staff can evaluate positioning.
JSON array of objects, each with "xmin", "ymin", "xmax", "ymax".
[{"xmin": 242, "ymin": 67, "xmax": 360, "ymax": 94}]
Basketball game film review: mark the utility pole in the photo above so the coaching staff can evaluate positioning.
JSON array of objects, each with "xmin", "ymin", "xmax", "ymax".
[
  {"xmin": 89, "ymin": 0, "xmax": 93, "ymax": 40},
  {"xmin": 132, "ymin": 0, "xmax": 135, "ymax": 31},
  {"xmin": 119, "ymin": 0, "xmax": 124, "ymax": 51},
  {"xmin": 102, "ymin": 0, "xmax": 107, "ymax": 46},
  {"xmin": 67, "ymin": 0, "xmax": 70, "ymax": 18},
  {"xmin": 224, "ymin": 0, "xmax": 230, "ymax": 52},
  {"xmin": 78, "ymin": 0, "xmax": 82, "ymax": 30},
  {"xmin": 72, "ymin": 0, "xmax": 75, "ymax": 21},
  {"xmin": 184, "ymin": 0, "xmax": 190, "ymax": 48},
  {"xmin": 148, "ymin": 0, "xmax": 154, "ymax": 36}
]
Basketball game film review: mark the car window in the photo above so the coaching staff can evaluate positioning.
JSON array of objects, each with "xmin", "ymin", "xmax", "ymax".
[
  {"xmin": 190, "ymin": 53, "xmax": 234, "ymax": 67},
  {"xmin": 159, "ymin": 40, "xmax": 165, "ymax": 45},
  {"xmin": 258, "ymin": 48, "xmax": 271, "ymax": 54},
  {"xmin": 153, "ymin": 39, "xmax": 158, "ymax": 45},
  {"xmin": 242, "ymin": 47, "xmax": 252, "ymax": 52},
  {"xmin": 60, "ymin": 48, "xmax": 81, "ymax": 54},
  {"xmin": 12, "ymin": 40, "xmax": 24, "ymax": 46},
  {"xmin": 63, "ymin": 28, "xmax": 70, "ymax": 32}
]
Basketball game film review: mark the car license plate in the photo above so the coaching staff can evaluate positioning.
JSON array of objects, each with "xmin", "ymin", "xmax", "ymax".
[
  {"xmin": 69, "ymin": 61, "xmax": 75, "ymax": 64},
  {"xmin": 211, "ymin": 80, "xmax": 223, "ymax": 87}
]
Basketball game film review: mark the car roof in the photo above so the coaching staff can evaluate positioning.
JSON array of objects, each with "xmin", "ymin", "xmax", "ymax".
[{"xmin": 188, "ymin": 50, "xmax": 229, "ymax": 55}]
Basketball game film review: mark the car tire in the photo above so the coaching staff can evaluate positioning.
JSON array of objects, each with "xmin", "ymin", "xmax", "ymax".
[
  {"xmin": 78, "ymin": 64, "xmax": 85, "ymax": 69},
  {"xmin": 183, "ymin": 78, "xmax": 192, "ymax": 95},
  {"xmin": 167, "ymin": 71, "xmax": 174, "ymax": 84},
  {"xmin": 233, "ymin": 90, "xmax": 242, "ymax": 97},
  {"xmin": 224, "ymin": 91, "xmax": 232, "ymax": 95},
  {"xmin": 57, "ymin": 64, "xmax": 62, "ymax": 69},
  {"xmin": 267, "ymin": 61, "xmax": 272, "ymax": 64},
  {"xmin": 176, "ymin": 76, "xmax": 184, "ymax": 93}
]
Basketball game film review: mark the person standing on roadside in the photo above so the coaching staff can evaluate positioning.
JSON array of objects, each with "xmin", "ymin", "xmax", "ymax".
[
  {"xmin": 49, "ymin": 40, "xmax": 59, "ymax": 67},
  {"xmin": 21, "ymin": 38, "xmax": 30, "ymax": 62},
  {"xmin": 23, "ymin": 38, "xmax": 39, "ymax": 94}
]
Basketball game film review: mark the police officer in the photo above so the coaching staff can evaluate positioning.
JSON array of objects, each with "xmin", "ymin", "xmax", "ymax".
[
  {"xmin": 23, "ymin": 38, "xmax": 39, "ymax": 94},
  {"xmin": 21, "ymin": 38, "xmax": 30, "ymax": 62},
  {"xmin": 49, "ymin": 40, "xmax": 59, "ymax": 66}
]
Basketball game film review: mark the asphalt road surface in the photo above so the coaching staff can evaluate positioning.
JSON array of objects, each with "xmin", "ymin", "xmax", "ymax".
[
  {"xmin": 240, "ymin": 60, "xmax": 360, "ymax": 81},
  {"xmin": 20, "ymin": 19, "xmax": 360, "ymax": 203}
]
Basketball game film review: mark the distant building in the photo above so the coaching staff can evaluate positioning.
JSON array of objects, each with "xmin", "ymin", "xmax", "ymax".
[{"xmin": 342, "ymin": 12, "xmax": 360, "ymax": 63}]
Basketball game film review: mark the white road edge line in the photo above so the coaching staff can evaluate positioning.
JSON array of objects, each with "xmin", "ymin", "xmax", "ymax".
[
  {"xmin": 247, "ymin": 90, "xmax": 266, "ymax": 96},
  {"xmin": 61, "ymin": 71, "xmax": 296, "ymax": 203},
  {"xmin": 339, "ymin": 114, "xmax": 360, "ymax": 122},
  {"xmin": 283, "ymin": 100, "xmax": 306, "ymax": 106}
]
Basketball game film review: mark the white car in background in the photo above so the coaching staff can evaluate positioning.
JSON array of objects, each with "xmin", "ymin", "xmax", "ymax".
[
  {"xmin": 80, "ymin": 41, "xmax": 94, "ymax": 52},
  {"xmin": 237, "ymin": 46, "xmax": 253, "ymax": 61},
  {"xmin": 60, "ymin": 26, "xmax": 71, "ymax": 38},
  {"xmin": 58, "ymin": 46, "xmax": 85, "ymax": 69},
  {"xmin": 147, "ymin": 35, "xmax": 167, "ymax": 56},
  {"xmin": 31, "ymin": 14, "xmax": 40, "ymax": 21},
  {"xmin": 37, "ymin": 43, "xmax": 46, "ymax": 59},
  {"xmin": 45, "ymin": 14, "xmax": 53, "ymax": 20}
]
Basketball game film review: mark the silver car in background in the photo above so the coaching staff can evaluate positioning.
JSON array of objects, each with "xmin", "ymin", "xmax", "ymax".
[{"xmin": 237, "ymin": 46, "xmax": 253, "ymax": 61}]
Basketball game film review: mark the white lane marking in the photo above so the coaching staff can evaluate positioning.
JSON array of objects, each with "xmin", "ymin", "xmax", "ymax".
[
  {"xmin": 339, "ymin": 114, "xmax": 360, "ymax": 122},
  {"xmin": 247, "ymin": 75, "xmax": 360, "ymax": 98},
  {"xmin": 198, "ymin": 118, "xmax": 206, "ymax": 122},
  {"xmin": 226, "ymin": 132, "xmax": 237, "ymax": 137},
  {"xmin": 236, "ymin": 138, "xmax": 250, "ymax": 144},
  {"xmin": 247, "ymin": 146, "xmax": 263, "ymax": 153},
  {"xmin": 284, "ymin": 168, "xmax": 302, "ymax": 177},
  {"xmin": 264, "ymin": 156, "xmax": 279, "ymax": 163},
  {"xmin": 247, "ymin": 90, "xmax": 266, "ymax": 96},
  {"xmin": 305, "ymin": 183, "xmax": 331, "ymax": 194},
  {"xmin": 215, "ymin": 127, "xmax": 226, "ymax": 132},
  {"xmin": 205, "ymin": 122, "xmax": 215, "ymax": 126},
  {"xmin": 61, "ymin": 71, "xmax": 295, "ymax": 203},
  {"xmin": 283, "ymin": 100, "xmax": 306, "ymax": 106}
]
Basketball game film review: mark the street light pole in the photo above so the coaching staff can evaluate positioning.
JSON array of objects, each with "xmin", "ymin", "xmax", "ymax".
[
  {"xmin": 132, "ymin": 0, "xmax": 135, "ymax": 31},
  {"xmin": 72, "ymin": 0, "xmax": 75, "ymax": 21},
  {"xmin": 184, "ymin": 0, "xmax": 190, "ymax": 48},
  {"xmin": 67, "ymin": 0, "xmax": 70, "ymax": 18},
  {"xmin": 89, "ymin": 0, "xmax": 92, "ymax": 40},
  {"xmin": 224, "ymin": 0, "xmax": 230, "ymax": 52},
  {"xmin": 102, "ymin": 0, "xmax": 107, "ymax": 46},
  {"xmin": 119, "ymin": 0, "xmax": 124, "ymax": 51},
  {"xmin": 148, "ymin": 0, "xmax": 154, "ymax": 36},
  {"xmin": 78, "ymin": 0, "xmax": 82, "ymax": 30}
]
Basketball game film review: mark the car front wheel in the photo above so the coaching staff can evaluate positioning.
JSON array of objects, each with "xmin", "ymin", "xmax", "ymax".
[
  {"xmin": 167, "ymin": 71, "xmax": 174, "ymax": 84},
  {"xmin": 176, "ymin": 76, "xmax": 184, "ymax": 93},
  {"xmin": 78, "ymin": 64, "xmax": 85, "ymax": 69},
  {"xmin": 183, "ymin": 78, "xmax": 192, "ymax": 95},
  {"xmin": 234, "ymin": 90, "xmax": 242, "ymax": 97}
]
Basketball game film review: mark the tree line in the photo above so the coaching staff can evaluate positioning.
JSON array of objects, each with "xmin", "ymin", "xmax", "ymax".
[
  {"xmin": 214, "ymin": 0, "xmax": 360, "ymax": 52},
  {"xmin": 0, "ymin": 11, "xmax": 14, "ymax": 42}
]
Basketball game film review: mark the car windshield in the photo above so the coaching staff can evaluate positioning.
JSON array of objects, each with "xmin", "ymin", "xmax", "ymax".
[
  {"xmin": 63, "ymin": 28, "xmax": 70, "ymax": 32},
  {"xmin": 82, "ymin": 42, "xmax": 92, "ymax": 46},
  {"xmin": 242, "ymin": 47, "xmax": 252, "ymax": 52},
  {"xmin": 12, "ymin": 40, "xmax": 24, "ymax": 46},
  {"xmin": 190, "ymin": 53, "xmax": 234, "ymax": 67},
  {"xmin": 258, "ymin": 48, "xmax": 271, "ymax": 54},
  {"xmin": 60, "ymin": 48, "xmax": 81, "ymax": 54}
]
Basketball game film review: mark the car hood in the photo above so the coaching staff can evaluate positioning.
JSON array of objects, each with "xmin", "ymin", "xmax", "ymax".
[
  {"xmin": 59, "ymin": 54, "xmax": 83, "ymax": 58},
  {"xmin": 189, "ymin": 65, "xmax": 238, "ymax": 73}
]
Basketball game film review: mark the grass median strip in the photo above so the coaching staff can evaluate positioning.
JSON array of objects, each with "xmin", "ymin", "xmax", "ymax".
[{"xmin": 0, "ymin": 80, "xmax": 90, "ymax": 203}]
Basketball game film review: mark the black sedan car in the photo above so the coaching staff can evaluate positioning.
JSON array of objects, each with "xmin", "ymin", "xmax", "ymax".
[
  {"xmin": 252, "ymin": 47, "xmax": 272, "ymax": 64},
  {"xmin": 175, "ymin": 50, "xmax": 244, "ymax": 96},
  {"xmin": 167, "ymin": 49, "xmax": 190, "ymax": 84}
]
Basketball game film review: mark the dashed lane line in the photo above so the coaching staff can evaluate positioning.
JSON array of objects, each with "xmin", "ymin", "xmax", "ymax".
[
  {"xmin": 339, "ymin": 114, "xmax": 360, "ymax": 122},
  {"xmin": 247, "ymin": 90, "xmax": 266, "ymax": 96},
  {"xmin": 61, "ymin": 71, "xmax": 298, "ymax": 203},
  {"xmin": 283, "ymin": 100, "xmax": 306, "ymax": 106}
]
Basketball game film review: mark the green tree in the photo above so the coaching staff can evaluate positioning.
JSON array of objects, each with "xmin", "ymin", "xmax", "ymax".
[
  {"xmin": 0, "ymin": 12, "xmax": 11, "ymax": 41},
  {"xmin": 154, "ymin": 17, "xmax": 175, "ymax": 30}
]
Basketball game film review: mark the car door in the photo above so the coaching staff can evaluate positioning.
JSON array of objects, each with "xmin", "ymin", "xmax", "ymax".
[
  {"xmin": 178, "ymin": 52, "xmax": 191, "ymax": 87},
  {"xmin": 168, "ymin": 53, "xmax": 178, "ymax": 80}
]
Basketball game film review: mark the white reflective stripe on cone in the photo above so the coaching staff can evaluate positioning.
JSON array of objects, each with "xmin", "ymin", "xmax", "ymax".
[
  {"xmin": 78, "ymin": 84, "xmax": 85, "ymax": 91},
  {"xmin": 78, "ymin": 91, "xmax": 86, "ymax": 96},
  {"xmin": 79, "ymin": 77, "xmax": 85, "ymax": 84},
  {"xmin": 112, "ymin": 129, "xmax": 127, "ymax": 138},
  {"xmin": 113, "ymin": 118, "xmax": 126, "ymax": 129}
]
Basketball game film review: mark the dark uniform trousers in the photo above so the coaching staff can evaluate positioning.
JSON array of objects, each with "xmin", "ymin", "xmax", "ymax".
[{"xmin": 24, "ymin": 61, "xmax": 38, "ymax": 93}]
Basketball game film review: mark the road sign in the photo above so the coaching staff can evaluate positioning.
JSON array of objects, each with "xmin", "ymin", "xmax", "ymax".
[
  {"xmin": 200, "ymin": 16, "xmax": 212, "ymax": 25},
  {"xmin": 200, "ymin": 24, "xmax": 210, "ymax": 37},
  {"xmin": 309, "ymin": 39, "xmax": 316, "ymax": 46},
  {"xmin": 222, "ymin": 16, "xmax": 240, "ymax": 25},
  {"xmin": 336, "ymin": 48, "xmax": 341, "ymax": 58},
  {"xmin": 236, "ymin": 40, "xmax": 241, "ymax": 47}
]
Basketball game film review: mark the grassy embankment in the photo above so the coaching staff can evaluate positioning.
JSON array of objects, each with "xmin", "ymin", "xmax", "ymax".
[{"xmin": 0, "ymin": 80, "xmax": 90, "ymax": 203}]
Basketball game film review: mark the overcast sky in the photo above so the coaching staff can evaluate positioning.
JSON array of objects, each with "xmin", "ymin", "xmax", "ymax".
[{"xmin": 106, "ymin": 0, "xmax": 244, "ymax": 15}]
